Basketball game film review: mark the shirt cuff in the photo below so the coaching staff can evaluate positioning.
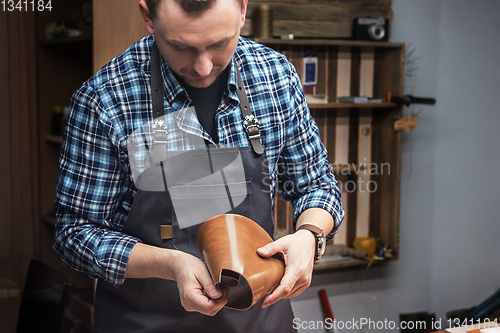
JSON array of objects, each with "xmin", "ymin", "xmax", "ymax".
[
  {"xmin": 93, "ymin": 233, "xmax": 141, "ymax": 286},
  {"xmin": 292, "ymin": 189, "xmax": 345, "ymax": 242}
]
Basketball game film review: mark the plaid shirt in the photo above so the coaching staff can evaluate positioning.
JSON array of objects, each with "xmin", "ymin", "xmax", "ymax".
[{"xmin": 54, "ymin": 35, "xmax": 344, "ymax": 286}]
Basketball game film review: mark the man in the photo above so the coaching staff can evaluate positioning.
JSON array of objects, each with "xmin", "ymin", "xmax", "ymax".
[{"xmin": 54, "ymin": 0, "xmax": 344, "ymax": 332}]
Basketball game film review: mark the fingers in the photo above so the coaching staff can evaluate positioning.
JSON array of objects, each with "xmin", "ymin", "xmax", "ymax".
[
  {"xmin": 173, "ymin": 252, "xmax": 228, "ymax": 316},
  {"xmin": 179, "ymin": 282, "xmax": 228, "ymax": 316},
  {"xmin": 262, "ymin": 267, "xmax": 312, "ymax": 308},
  {"xmin": 287, "ymin": 280, "xmax": 310, "ymax": 299},
  {"xmin": 198, "ymin": 269, "xmax": 223, "ymax": 300}
]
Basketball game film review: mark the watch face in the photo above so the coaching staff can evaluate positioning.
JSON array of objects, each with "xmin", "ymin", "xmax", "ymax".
[
  {"xmin": 297, "ymin": 224, "xmax": 326, "ymax": 260},
  {"xmin": 317, "ymin": 231, "xmax": 326, "ymax": 260}
]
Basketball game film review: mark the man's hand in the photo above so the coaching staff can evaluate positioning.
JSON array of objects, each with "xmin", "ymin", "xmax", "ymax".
[
  {"xmin": 172, "ymin": 251, "xmax": 228, "ymax": 316},
  {"xmin": 126, "ymin": 243, "xmax": 227, "ymax": 316},
  {"xmin": 257, "ymin": 207, "xmax": 334, "ymax": 308},
  {"xmin": 257, "ymin": 229, "xmax": 316, "ymax": 308}
]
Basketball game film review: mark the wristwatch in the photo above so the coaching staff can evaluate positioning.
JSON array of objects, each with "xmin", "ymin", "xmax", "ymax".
[{"xmin": 296, "ymin": 224, "xmax": 326, "ymax": 261}]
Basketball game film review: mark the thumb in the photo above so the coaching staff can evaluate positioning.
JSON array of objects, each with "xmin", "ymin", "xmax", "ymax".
[
  {"xmin": 257, "ymin": 241, "xmax": 280, "ymax": 258},
  {"xmin": 198, "ymin": 274, "xmax": 222, "ymax": 299}
]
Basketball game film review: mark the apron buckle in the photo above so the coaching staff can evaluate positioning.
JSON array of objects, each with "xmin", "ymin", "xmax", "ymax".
[
  {"xmin": 153, "ymin": 119, "xmax": 168, "ymax": 164},
  {"xmin": 243, "ymin": 115, "xmax": 260, "ymax": 140},
  {"xmin": 243, "ymin": 115, "xmax": 264, "ymax": 155},
  {"xmin": 152, "ymin": 119, "xmax": 168, "ymax": 144}
]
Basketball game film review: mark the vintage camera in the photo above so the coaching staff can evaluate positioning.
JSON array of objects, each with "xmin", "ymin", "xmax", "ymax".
[{"xmin": 353, "ymin": 17, "xmax": 389, "ymax": 41}]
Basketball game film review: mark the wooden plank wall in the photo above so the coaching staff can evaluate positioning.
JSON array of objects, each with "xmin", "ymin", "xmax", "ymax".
[
  {"xmin": 93, "ymin": 0, "xmax": 149, "ymax": 73},
  {"xmin": 0, "ymin": 10, "xmax": 39, "ymax": 331},
  {"xmin": 242, "ymin": 0, "xmax": 393, "ymax": 39}
]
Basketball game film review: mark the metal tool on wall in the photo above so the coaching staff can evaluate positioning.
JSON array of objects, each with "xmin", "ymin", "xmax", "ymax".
[{"xmin": 389, "ymin": 93, "xmax": 436, "ymax": 132}]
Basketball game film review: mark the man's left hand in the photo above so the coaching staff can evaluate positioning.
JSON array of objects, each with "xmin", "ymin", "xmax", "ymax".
[
  {"xmin": 257, "ymin": 229, "xmax": 316, "ymax": 308},
  {"xmin": 257, "ymin": 207, "xmax": 334, "ymax": 308}
]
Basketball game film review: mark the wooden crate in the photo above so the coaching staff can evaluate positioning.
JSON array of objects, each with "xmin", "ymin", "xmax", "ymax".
[
  {"xmin": 261, "ymin": 39, "xmax": 404, "ymax": 269},
  {"xmin": 243, "ymin": 0, "xmax": 393, "ymax": 39}
]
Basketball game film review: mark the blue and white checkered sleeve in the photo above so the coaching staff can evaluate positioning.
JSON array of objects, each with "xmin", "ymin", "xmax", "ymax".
[
  {"xmin": 277, "ymin": 64, "xmax": 344, "ymax": 241},
  {"xmin": 53, "ymin": 84, "xmax": 141, "ymax": 286}
]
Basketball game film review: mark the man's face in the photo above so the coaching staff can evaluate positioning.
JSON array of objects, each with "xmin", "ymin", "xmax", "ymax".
[{"xmin": 142, "ymin": 0, "xmax": 247, "ymax": 88}]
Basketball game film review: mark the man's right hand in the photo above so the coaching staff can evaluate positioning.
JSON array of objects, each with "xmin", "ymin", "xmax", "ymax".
[
  {"xmin": 125, "ymin": 242, "xmax": 228, "ymax": 316},
  {"xmin": 172, "ymin": 251, "xmax": 228, "ymax": 316}
]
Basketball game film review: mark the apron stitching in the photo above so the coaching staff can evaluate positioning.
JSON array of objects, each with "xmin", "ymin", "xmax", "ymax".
[{"xmin": 160, "ymin": 161, "xmax": 168, "ymax": 190}]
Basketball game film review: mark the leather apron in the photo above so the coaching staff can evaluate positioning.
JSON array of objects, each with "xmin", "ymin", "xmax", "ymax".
[{"xmin": 93, "ymin": 43, "xmax": 296, "ymax": 333}]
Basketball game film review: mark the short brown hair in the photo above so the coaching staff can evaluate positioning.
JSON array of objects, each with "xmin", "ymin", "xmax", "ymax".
[{"xmin": 146, "ymin": 0, "xmax": 243, "ymax": 19}]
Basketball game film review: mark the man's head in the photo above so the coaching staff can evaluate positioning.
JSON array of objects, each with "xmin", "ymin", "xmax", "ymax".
[{"xmin": 139, "ymin": 0, "xmax": 247, "ymax": 88}]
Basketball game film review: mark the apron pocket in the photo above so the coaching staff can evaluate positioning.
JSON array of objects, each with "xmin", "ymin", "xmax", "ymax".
[{"xmin": 169, "ymin": 180, "xmax": 251, "ymax": 229}]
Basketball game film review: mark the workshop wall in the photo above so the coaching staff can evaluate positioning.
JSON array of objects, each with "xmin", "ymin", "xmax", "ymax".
[
  {"xmin": 0, "ymin": 11, "xmax": 38, "ymax": 289},
  {"xmin": 427, "ymin": 0, "xmax": 500, "ymax": 318},
  {"xmin": 0, "ymin": 9, "xmax": 39, "ymax": 332},
  {"xmin": 290, "ymin": 0, "xmax": 500, "ymax": 332}
]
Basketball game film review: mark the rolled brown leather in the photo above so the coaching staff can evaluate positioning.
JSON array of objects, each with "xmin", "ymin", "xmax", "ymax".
[{"xmin": 197, "ymin": 214, "xmax": 285, "ymax": 310}]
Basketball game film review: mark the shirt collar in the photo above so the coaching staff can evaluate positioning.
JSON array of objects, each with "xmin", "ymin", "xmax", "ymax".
[
  {"xmin": 227, "ymin": 56, "xmax": 241, "ymax": 105},
  {"xmin": 150, "ymin": 39, "xmax": 242, "ymax": 107},
  {"xmin": 160, "ymin": 57, "xmax": 188, "ymax": 108}
]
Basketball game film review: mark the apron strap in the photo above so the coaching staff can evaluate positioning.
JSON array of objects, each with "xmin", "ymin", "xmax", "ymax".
[
  {"xmin": 151, "ymin": 42, "xmax": 164, "ymax": 120},
  {"xmin": 151, "ymin": 42, "xmax": 168, "ymax": 164},
  {"xmin": 235, "ymin": 67, "xmax": 264, "ymax": 155}
]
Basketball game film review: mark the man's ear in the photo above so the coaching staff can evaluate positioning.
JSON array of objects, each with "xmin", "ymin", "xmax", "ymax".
[
  {"xmin": 139, "ymin": 0, "xmax": 154, "ymax": 35},
  {"xmin": 240, "ymin": 0, "xmax": 248, "ymax": 29}
]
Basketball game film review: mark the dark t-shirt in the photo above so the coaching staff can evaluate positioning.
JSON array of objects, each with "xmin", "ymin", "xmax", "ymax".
[{"xmin": 175, "ymin": 66, "xmax": 230, "ymax": 144}]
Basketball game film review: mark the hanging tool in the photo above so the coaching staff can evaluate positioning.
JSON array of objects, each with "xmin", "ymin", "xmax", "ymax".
[
  {"xmin": 388, "ymin": 93, "xmax": 434, "ymax": 132},
  {"xmin": 388, "ymin": 93, "xmax": 436, "ymax": 106}
]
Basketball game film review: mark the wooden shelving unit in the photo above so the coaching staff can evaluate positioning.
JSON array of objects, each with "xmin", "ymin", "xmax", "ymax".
[
  {"xmin": 35, "ymin": 1, "xmax": 147, "ymax": 330},
  {"xmin": 35, "ymin": 0, "xmax": 148, "ymax": 288},
  {"xmin": 261, "ymin": 39, "xmax": 405, "ymax": 270},
  {"xmin": 35, "ymin": 0, "xmax": 94, "ymax": 291}
]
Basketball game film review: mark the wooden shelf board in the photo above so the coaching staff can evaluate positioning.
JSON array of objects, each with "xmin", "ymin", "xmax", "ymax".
[
  {"xmin": 254, "ymin": 38, "xmax": 405, "ymax": 49},
  {"xmin": 45, "ymin": 134, "xmax": 63, "ymax": 144},
  {"xmin": 39, "ymin": 35, "xmax": 92, "ymax": 46},
  {"xmin": 314, "ymin": 257, "xmax": 394, "ymax": 271},
  {"xmin": 308, "ymin": 102, "xmax": 397, "ymax": 109},
  {"xmin": 42, "ymin": 213, "xmax": 57, "ymax": 227},
  {"xmin": 314, "ymin": 258, "xmax": 369, "ymax": 270}
]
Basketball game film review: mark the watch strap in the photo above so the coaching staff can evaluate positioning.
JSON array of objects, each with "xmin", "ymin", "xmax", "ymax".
[
  {"xmin": 296, "ymin": 224, "xmax": 322, "ymax": 235},
  {"xmin": 296, "ymin": 224, "xmax": 325, "ymax": 261}
]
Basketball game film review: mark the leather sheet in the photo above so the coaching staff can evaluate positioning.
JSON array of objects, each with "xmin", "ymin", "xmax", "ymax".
[{"xmin": 197, "ymin": 214, "xmax": 285, "ymax": 310}]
